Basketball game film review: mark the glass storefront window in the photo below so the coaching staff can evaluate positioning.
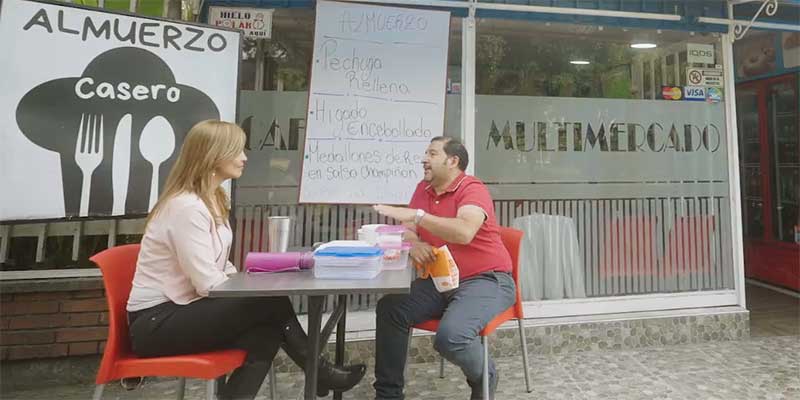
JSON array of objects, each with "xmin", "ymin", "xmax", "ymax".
[
  {"xmin": 654, "ymin": 60, "xmax": 663, "ymax": 95},
  {"xmin": 263, "ymin": 9, "xmax": 315, "ymax": 91},
  {"xmin": 678, "ymin": 50, "xmax": 688, "ymax": 85},
  {"xmin": 643, "ymin": 59, "xmax": 653, "ymax": 99},
  {"xmin": 240, "ymin": 38, "xmax": 259, "ymax": 91},
  {"xmin": 736, "ymin": 88, "xmax": 763, "ymax": 239},
  {"xmin": 475, "ymin": 20, "xmax": 637, "ymax": 99},
  {"xmin": 767, "ymin": 81, "xmax": 799, "ymax": 243},
  {"xmin": 1, "ymin": 2, "xmax": 751, "ymax": 314},
  {"xmin": 474, "ymin": 20, "xmax": 734, "ymax": 301}
]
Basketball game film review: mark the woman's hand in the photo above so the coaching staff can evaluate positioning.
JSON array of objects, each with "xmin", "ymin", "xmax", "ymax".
[{"xmin": 372, "ymin": 205, "xmax": 416, "ymax": 223}]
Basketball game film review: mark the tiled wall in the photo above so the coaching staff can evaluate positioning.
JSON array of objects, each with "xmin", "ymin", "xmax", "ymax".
[{"xmin": 268, "ymin": 311, "xmax": 750, "ymax": 373}]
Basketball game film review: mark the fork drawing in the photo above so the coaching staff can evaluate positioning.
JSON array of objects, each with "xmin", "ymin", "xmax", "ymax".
[{"xmin": 74, "ymin": 114, "xmax": 104, "ymax": 217}]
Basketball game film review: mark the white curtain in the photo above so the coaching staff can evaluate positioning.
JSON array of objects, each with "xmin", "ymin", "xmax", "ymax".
[{"xmin": 512, "ymin": 214, "xmax": 587, "ymax": 301}]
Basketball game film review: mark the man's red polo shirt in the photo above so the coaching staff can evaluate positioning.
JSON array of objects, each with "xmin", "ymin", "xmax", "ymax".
[{"xmin": 408, "ymin": 173, "xmax": 512, "ymax": 280}]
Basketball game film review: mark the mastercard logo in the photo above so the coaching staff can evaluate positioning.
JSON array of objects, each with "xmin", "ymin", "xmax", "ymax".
[{"xmin": 661, "ymin": 86, "xmax": 683, "ymax": 100}]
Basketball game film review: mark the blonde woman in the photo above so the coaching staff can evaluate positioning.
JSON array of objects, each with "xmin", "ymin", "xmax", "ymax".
[{"xmin": 126, "ymin": 120, "xmax": 365, "ymax": 400}]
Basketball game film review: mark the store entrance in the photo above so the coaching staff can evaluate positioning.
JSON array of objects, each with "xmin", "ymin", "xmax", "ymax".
[
  {"xmin": 737, "ymin": 72, "xmax": 799, "ymax": 337},
  {"xmin": 736, "ymin": 73, "xmax": 799, "ymax": 293}
]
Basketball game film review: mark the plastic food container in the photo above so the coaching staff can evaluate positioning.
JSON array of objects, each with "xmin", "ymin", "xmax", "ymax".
[
  {"xmin": 313, "ymin": 246, "xmax": 384, "ymax": 279},
  {"xmin": 358, "ymin": 224, "xmax": 388, "ymax": 245},
  {"xmin": 375, "ymin": 225, "xmax": 405, "ymax": 248},
  {"xmin": 381, "ymin": 241, "xmax": 412, "ymax": 270}
]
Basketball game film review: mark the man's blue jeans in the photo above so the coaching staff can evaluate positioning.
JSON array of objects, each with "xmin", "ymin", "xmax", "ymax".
[{"xmin": 373, "ymin": 271, "xmax": 516, "ymax": 400}]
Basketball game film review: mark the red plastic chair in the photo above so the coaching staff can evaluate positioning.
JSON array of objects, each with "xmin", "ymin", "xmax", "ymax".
[
  {"xmin": 407, "ymin": 227, "xmax": 532, "ymax": 398},
  {"xmin": 90, "ymin": 244, "xmax": 246, "ymax": 400}
]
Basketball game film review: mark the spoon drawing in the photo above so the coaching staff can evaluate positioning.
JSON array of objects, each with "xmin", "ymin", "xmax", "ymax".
[{"xmin": 139, "ymin": 116, "xmax": 175, "ymax": 211}]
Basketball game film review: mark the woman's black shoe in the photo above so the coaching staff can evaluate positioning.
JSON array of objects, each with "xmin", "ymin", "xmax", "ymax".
[
  {"xmin": 280, "ymin": 318, "xmax": 367, "ymax": 396},
  {"xmin": 313, "ymin": 358, "xmax": 367, "ymax": 396}
]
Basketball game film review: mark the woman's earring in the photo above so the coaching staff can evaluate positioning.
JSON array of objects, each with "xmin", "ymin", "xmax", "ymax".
[{"xmin": 212, "ymin": 171, "xmax": 216, "ymax": 177}]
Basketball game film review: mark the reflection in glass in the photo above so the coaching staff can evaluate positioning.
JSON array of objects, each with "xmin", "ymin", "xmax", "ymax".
[
  {"xmin": 736, "ymin": 88, "xmax": 763, "ymax": 239},
  {"xmin": 767, "ymin": 81, "xmax": 799, "ymax": 243}
]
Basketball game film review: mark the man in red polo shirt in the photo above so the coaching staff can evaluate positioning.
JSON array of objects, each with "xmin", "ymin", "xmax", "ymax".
[{"xmin": 372, "ymin": 136, "xmax": 515, "ymax": 400}]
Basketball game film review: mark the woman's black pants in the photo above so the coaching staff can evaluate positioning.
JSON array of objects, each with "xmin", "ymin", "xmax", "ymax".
[{"xmin": 129, "ymin": 296, "xmax": 296, "ymax": 399}]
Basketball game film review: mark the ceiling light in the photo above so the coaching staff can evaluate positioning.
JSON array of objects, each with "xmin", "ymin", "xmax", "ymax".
[
  {"xmin": 570, "ymin": 60, "xmax": 590, "ymax": 65},
  {"xmin": 631, "ymin": 43, "xmax": 657, "ymax": 49}
]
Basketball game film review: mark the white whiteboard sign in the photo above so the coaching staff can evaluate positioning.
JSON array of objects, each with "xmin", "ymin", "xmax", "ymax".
[
  {"xmin": 299, "ymin": 0, "xmax": 450, "ymax": 204},
  {"xmin": 0, "ymin": 0, "xmax": 240, "ymax": 221}
]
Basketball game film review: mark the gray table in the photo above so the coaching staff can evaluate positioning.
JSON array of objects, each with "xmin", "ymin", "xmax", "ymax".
[{"xmin": 209, "ymin": 268, "xmax": 413, "ymax": 400}]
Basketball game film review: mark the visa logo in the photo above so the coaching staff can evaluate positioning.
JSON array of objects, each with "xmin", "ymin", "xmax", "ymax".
[{"xmin": 684, "ymin": 86, "xmax": 706, "ymax": 101}]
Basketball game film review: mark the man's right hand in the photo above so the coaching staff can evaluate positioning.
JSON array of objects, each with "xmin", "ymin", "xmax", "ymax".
[{"xmin": 409, "ymin": 242, "xmax": 436, "ymax": 266}]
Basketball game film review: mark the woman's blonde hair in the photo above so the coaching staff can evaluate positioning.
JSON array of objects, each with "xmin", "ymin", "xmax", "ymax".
[{"xmin": 146, "ymin": 120, "xmax": 246, "ymax": 226}]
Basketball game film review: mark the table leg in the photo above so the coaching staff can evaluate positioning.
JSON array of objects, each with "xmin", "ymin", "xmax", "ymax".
[
  {"xmin": 305, "ymin": 296, "xmax": 324, "ymax": 400},
  {"xmin": 333, "ymin": 294, "xmax": 348, "ymax": 400}
]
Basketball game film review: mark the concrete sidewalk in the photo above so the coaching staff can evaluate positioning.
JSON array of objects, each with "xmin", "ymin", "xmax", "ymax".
[{"xmin": 3, "ymin": 335, "xmax": 798, "ymax": 400}]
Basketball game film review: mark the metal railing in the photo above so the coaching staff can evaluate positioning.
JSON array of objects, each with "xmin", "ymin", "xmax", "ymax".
[{"xmin": 1, "ymin": 195, "xmax": 734, "ymax": 312}]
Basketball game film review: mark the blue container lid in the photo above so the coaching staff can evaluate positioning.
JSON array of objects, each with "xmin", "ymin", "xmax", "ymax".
[{"xmin": 314, "ymin": 246, "xmax": 384, "ymax": 257}]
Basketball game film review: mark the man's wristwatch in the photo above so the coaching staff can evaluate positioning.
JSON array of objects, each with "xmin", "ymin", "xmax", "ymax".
[{"xmin": 414, "ymin": 209, "xmax": 426, "ymax": 224}]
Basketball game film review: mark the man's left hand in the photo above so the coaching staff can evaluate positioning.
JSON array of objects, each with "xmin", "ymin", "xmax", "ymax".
[{"xmin": 373, "ymin": 205, "xmax": 416, "ymax": 223}]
